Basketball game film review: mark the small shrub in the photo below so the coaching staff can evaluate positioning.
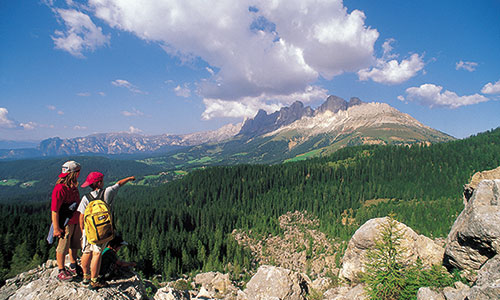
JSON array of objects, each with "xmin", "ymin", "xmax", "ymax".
[
  {"xmin": 172, "ymin": 279, "xmax": 192, "ymax": 291},
  {"xmin": 306, "ymin": 288, "xmax": 324, "ymax": 300}
]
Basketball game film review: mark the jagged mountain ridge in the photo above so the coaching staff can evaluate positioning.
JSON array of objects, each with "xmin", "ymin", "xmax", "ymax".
[
  {"xmin": 36, "ymin": 122, "xmax": 243, "ymax": 156},
  {"xmin": 2, "ymin": 95, "xmax": 453, "ymax": 160},
  {"xmin": 152, "ymin": 96, "xmax": 454, "ymax": 167},
  {"xmin": 238, "ymin": 95, "xmax": 364, "ymax": 138},
  {"xmin": 266, "ymin": 101, "xmax": 450, "ymax": 148}
]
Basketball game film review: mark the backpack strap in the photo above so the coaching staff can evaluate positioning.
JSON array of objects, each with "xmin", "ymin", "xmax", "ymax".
[
  {"xmin": 86, "ymin": 189, "xmax": 105, "ymax": 203},
  {"xmin": 101, "ymin": 247, "xmax": 111, "ymax": 256}
]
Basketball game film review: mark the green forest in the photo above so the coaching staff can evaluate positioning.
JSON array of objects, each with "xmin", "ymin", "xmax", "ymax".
[{"xmin": 0, "ymin": 128, "xmax": 499, "ymax": 284}]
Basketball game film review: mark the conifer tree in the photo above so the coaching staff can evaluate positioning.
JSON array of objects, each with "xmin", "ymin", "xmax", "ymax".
[{"xmin": 363, "ymin": 214, "xmax": 406, "ymax": 300}]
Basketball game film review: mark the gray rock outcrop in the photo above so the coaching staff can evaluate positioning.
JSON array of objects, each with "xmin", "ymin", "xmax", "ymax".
[
  {"xmin": 239, "ymin": 101, "xmax": 313, "ymax": 137},
  {"xmin": 442, "ymin": 281, "xmax": 470, "ymax": 300},
  {"xmin": 0, "ymin": 260, "xmax": 146, "ymax": 300},
  {"xmin": 237, "ymin": 265, "xmax": 310, "ymax": 300},
  {"xmin": 154, "ymin": 287, "xmax": 191, "ymax": 300},
  {"xmin": 444, "ymin": 179, "xmax": 500, "ymax": 270},
  {"xmin": 322, "ymin": 284, "xmax": 369, "ymax": 300},
  {"xmin": 193, "ymin": 272, "xmax": 232, "ymax": 295},
  {"xmin": 467, "ymin": 254, "xmax": 500, "ymax": 300},
  {"xmin": 416, "ymin": 287, "xmax": 445, "ymax": 300},
  {"xmin": 339, "ymin": 217, "xmax": 444, "ymax": 282},
  {"xmin": 463, "ymin": 167, "xmax": 500, "ymax": 202}
]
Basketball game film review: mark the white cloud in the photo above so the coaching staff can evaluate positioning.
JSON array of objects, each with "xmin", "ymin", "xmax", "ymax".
[
  {"xmin": 98, "ymin": 91, "xmax": 106, "ymax": 96},
  {"xmin": 84, "ymin": 0, "xmax": 378, "ymax": 117},
  {"xmin": 51, "ymin": 8, "xmax": 109, "ymax": 57},
  {"xmin": 0, "ymin": 108, "xmax": 38, "ymax": 130},
  {"xmin": 111, "ymin": 79, "xmax": 146, "ymax": 94},
  {"xmin": 405, "ymin": 84, "xmax": 489, "ymax": 109},
  {"xmin": 77, "ymin": 92, "xmax": 91, "ymax": 96},
  {"xmin": 456, "ymin": 60, "xmax": 478, "ymax": 72},
  {"xmin": 206, "ymin": 67, "xmax": 215, "ymax": 76},
  {"xmin": 358, "ymin": 39, "xmax": 424, "ymax": 85},
  {"xmin": 397, "ymin": 95, "xmax": 405, "ymax": 101},
  {"xmin": 202, "ymin": 98, "xmax": 281, "ymax": 120},
  {"xmin": 47, "ymin": 105, "xmax": 64, "ymax": 115},
  {"xmin": 381, "ymin": 38, "xmax": 398, "ymax": 60},
  {"xmin": 128, "ymin": 126, "xmax": 143, "ymax": 134},
  {"xmin": 73, "ymin": 125, "xmax": 88, "ymax": 130},
  {"xmin": 0, "ymin": 108, "xmax": 17, "ymax": 129},
  {"xmin": 202, "ymin": 85, "xmax": 327, "ymax": 119},
  {"xmin": 481, "ymin": 79, "xmax": 500, "ymax": 94},
  {"xmin": 121, "ymin": 108, "xmax": 144, "ymax": 117},
  {"xmin": 20, "ymin": 122, "xmax": 37, "ymax": 130},
  {"xmin": 174, "ymin": 84, "xmax": 191, "ymax": 98}
]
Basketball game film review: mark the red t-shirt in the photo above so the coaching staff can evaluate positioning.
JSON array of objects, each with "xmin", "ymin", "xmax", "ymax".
[{"xmin": 51, "ymin": 183, "xmax": 81, "ymax": 225}]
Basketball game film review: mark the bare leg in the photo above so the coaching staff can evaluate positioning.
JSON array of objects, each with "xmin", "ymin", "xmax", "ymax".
[
  {"xmin": 90, "ymin": 252, "xmax": 102, "ymax": 279},
  {"xmin": 56, "ymin": 252, "xmax": 65, "ymax": 270},
  {"xmin": 69, "ymin": 248, "xmax": 78, "ymax": 264},
  {"xmin": 81, "ymin": 252, "xmax": 92, "ymax": 275}
]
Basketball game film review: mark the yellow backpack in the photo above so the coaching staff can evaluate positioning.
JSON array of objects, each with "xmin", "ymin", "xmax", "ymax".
[{"xmin": 84, "ymin": 189, "xmax": 114, "ymax": 245}]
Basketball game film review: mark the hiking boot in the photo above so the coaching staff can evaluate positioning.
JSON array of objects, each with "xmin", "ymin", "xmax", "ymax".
[
  {"xmin": 66, "ymin": 266, "xmax": 77, "ymax": 277},
  {"xmin": 89, "ymin": 280, "xmax": 106, "ymax": 290},
  {"xmin": 82, "ymin": 274, "xmax": 91, "ymax": 285},
  {"xmin": 57, "ymin": 269, "xmax": 73, "ymax": 282},
  {"xmin": 66, "ymin": 265, "xmax": 82, "ymax": 277}
]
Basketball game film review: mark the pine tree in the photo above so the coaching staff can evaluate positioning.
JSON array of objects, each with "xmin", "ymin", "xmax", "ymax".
[{"xmin": 363, "ymin": 214, "xmax": 406, "ymax": 300}]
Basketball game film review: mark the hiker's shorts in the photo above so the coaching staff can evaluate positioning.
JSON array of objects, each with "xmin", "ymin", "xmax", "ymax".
[
  {"xmin": 56, "ymin": 224, "xmax": 82, "ymax": 254},
  {"xmin": 82, "ymin": 240, "xmax": 108, "ymax": 254}
]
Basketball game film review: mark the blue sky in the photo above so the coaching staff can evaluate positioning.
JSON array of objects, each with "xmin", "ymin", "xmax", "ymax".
[{"xmin": 1, "ymin": 0, "xmax": 499, "ymax": 142}]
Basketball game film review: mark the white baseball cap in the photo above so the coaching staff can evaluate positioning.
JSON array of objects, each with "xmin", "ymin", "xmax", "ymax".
[{"xmin": 59, "ymin": 160, "xmax": 81, "ymax": 178}]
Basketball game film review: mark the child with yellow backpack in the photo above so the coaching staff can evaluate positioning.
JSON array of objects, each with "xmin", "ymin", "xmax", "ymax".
[{"xmin": 77, "ymin": 171, "xmax": 135, "ymax": 290}]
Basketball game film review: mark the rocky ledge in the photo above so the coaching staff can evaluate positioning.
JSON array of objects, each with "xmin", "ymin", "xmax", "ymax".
[{"xmin": 0, "ymin": 260, "xmax": 148, "ymax": 300}]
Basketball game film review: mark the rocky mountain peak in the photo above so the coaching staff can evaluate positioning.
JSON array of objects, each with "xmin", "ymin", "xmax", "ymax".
[
  {"xmin": 315, "ymin": 95, "xmax": 348, "ymax": 114},
  {"xmin": 239, "ymin": 101, "xmax": 313, "ymax": 137},
  {"xmin": 315, "ymin": 95, "xmax": 364, "ymax": 115},
  {"xmin": 348, "ymin": 97, "xmax": 363, "ymax": 106},
  {"xmin": 239, "ymin": 95, "xmax": 368, "ymax": 138}
]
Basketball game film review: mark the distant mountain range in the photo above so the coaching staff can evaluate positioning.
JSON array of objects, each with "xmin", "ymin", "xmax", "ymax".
[{"xmin": 0, "ymin": 95, "xmax": 454, "ymax": 161}]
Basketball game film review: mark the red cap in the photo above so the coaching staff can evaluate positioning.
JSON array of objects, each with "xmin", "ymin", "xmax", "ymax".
[{"xmin": 81, "ymin": 172, "xmax": 104, "ymax": 188}]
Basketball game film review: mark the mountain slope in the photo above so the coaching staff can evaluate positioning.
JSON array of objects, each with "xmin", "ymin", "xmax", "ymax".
[
  {"xmin": 151, "ymin": 96, "xmax": 454, "ymax": 168},
  {"xmin": 269, "ymin": 101, "xmax": 452, "ymax": 160}
]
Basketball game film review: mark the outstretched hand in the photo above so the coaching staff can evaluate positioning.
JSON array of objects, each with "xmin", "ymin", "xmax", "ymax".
[{"xmin": 118, "ymin": 176, "xmax": 136, "ymax": 186}]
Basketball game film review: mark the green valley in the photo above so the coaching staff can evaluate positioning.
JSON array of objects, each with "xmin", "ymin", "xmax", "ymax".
[{"xmin": 0, "ymin": 128, "xmax": 498, "ymax": 283}]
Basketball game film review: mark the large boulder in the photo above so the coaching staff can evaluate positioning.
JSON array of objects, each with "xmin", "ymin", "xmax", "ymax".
[
  {"xmin": 444, "ymin": 179, "xmax": 500, "ymax": 270},
  {"xmin": 193, "ymin": 272, "xmax": 232, "ymax": 294},
  {"xmin": 464, "ymin": 167, "xmax": 500, "ymax": 201},
  {"xmin": 339, "ymin": 217, "xmax": 444, "ymax": 281},
  {"xmin": 333, "ymin": 284, "xmax": 366, "ymax": 300},
  {"xmin": 154, "ymin": 287, "xmax": 191, "ymax": 300},
  {"xmin": 467, "ymin": 254, "xmax": 500, "ymax": 300},
  {"xmin": 416, "ymin": 287, "xmax": 445, "ymax": 300},
  {"xmin": 237, "ymin": 265, "xmax": 310, "ymax": 300}
]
